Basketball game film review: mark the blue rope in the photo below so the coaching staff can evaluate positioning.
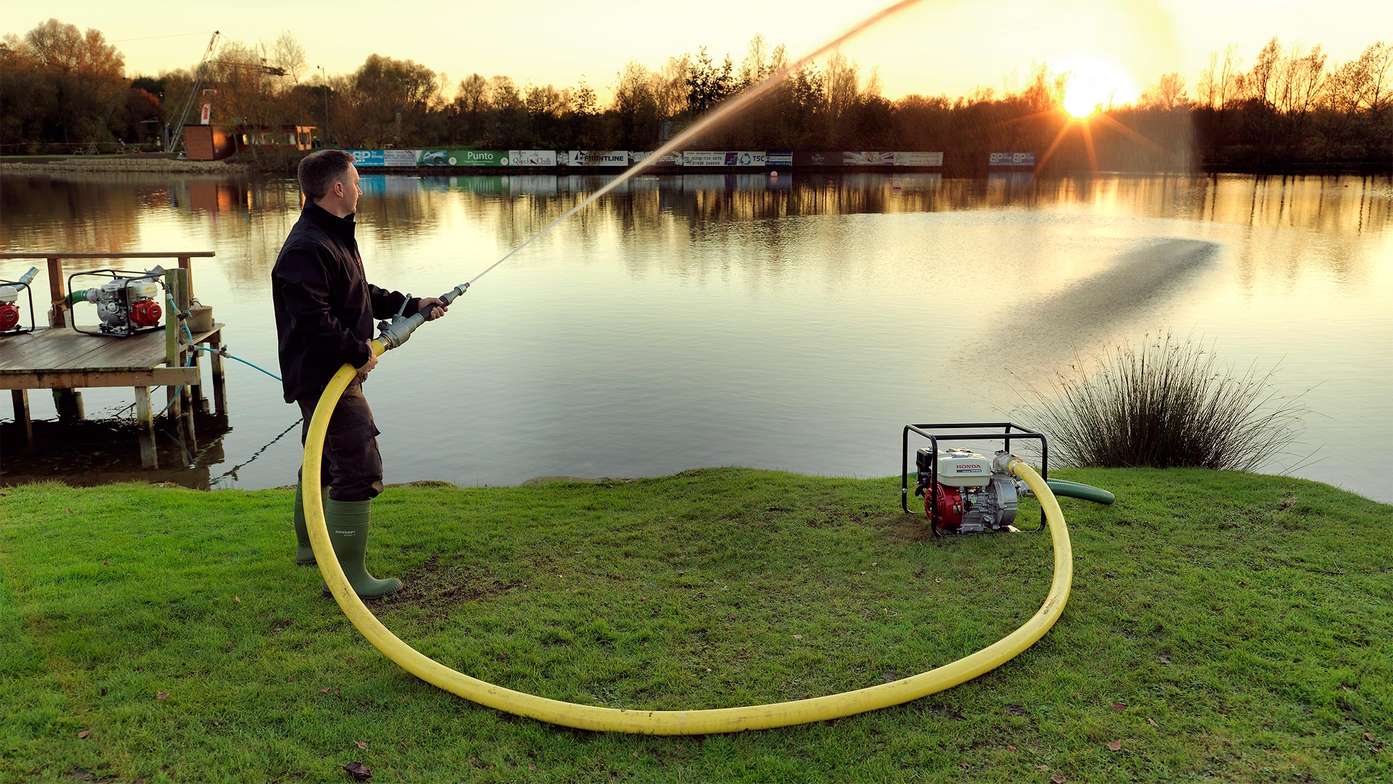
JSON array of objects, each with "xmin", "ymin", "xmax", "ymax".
[{"xmin": 196, "ymin": 345, "xmax": 281, "ymax": 382}]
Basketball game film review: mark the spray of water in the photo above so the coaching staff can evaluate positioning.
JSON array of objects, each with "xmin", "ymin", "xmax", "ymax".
[{"xmin": 465, "ymin": 0, "xmax": 923, "ymax": 287}]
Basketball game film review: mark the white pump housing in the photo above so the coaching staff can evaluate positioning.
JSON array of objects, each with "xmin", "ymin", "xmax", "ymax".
[
  {"xmin": 935, "ymin": 448, "xmax": 993, "ymax": 487},
  {"xmin": 0, "ymin": 286, "xmax": 17, "ymax": 304}
]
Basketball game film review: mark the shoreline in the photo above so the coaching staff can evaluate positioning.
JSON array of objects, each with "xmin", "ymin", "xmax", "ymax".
[{"xmin": 3, "ymin": 155, "xmax": 1387, "ymax": 178}]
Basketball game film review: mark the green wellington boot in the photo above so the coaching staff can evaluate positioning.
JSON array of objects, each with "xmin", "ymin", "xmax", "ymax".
[
  {"xmin": 323, "ymin": 497, "xmax": 402, "ymax": 599},
  {"xmin": 292, "ymin": 482, "xmax": 316, "ymax": 566}
]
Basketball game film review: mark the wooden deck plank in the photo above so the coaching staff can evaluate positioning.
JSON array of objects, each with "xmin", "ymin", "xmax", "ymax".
[
  {"xmin": 0, "ymin": 252, "xmax": 215, "ymax": 259},
  {"xmin": 0, "ymin": 366, "xmax": 198, "ymax": 390},
  {"xmin": 0, "ymin": 325, "xmax": 224, "ymax": 377}
]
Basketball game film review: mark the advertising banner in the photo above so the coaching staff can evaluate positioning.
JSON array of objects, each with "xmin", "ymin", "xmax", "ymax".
[
  {"xmin": 989, "ymin": 152, "xmax": 1036, "ymax": 167},
  {"xmin": 843, "ymin": 151, "xmax": 894, "ymax": 165},
  {"xmin": 382, "ymin": 149, "xmax": 419, "ymax": 167},
  {"xmin": 681, "ymin": 151, "xmax": 727, "ymax": 167},
  {"xmin": 350, "ymin": 149, "xmax": 385, "ymax": 167},
  {"xmin": 630, "ymin": 151, "xmax": 682, "ymax": 166},
  {"xmin": 509, "ymin": 149, "xmax": 557, "ymax": 166},
  {"xmin": 893, "ymin": 151, "xmax": 944, "ymax": 167},
  {"xmin": 766, "ymin": 151, "xmax": 793, "ymax": 166},
  {"xmin": 565, "ymin": 150, "xmax": 628, "ymax": 166},
  {"xmin": 793, "ymin": 151, "xmax": 840, "ymax": 166},
  {"xmin": 417, "ymin": 149, "xmax": 508, "ymax": 166}
]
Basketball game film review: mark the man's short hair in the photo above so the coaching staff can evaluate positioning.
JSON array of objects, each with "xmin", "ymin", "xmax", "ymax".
[{"xmin": 297, "ymin": 149, "xmax": 354, "ymax": 200}]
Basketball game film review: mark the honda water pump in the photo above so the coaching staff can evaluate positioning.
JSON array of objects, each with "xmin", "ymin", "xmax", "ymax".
[
  {"xmin": 901, "ymin": 421, "xmax": 1114, "ymax": 536},
  {"xmin": 0, "ymin": 266, "xmax": 39, "ymax": 336},
  {"xmin": 67, "ymin": 267, "xmax": 165, "ymax": 337}
]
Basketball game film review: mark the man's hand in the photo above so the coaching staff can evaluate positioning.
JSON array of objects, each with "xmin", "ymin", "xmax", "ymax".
[
  {"xmin": 356, "ymin": 349, "xmax": 378, "ymax": 383},
  {"xmin": 415, "ymin": 296, "xmax": 448, "ymax": 321}
]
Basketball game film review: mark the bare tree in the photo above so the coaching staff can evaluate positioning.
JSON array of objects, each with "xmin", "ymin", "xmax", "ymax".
[
  {"xmin": 1199, "ymin": 51, "xmax": 1219, "ymax": 109},
  {"xmin": 1248, "ymin": 38, "xmax": 1280, "ymax": 108},
  {"xmin": 1143, "ymin": 72, "xmax": 1188, "ymax": 110},
  {"xmin": 271, "ymin": 32, "xmax": 306, "ymax": 84}
]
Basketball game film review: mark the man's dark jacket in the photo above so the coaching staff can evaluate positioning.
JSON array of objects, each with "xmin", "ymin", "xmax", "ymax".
[{"xmin": 271, "ymin": 202, "xmax": 417, "ymax": 403}]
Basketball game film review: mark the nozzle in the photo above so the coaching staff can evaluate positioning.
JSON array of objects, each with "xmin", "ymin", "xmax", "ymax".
[
  {"xmin": 376, "ymin": 282, "xmax": 469, "ymax": 351},
  {"xmin": 16, "ymin": 267, "xmax": 38, "ymax": 286}
]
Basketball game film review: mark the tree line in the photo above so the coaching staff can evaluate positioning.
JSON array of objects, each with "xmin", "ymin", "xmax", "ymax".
[{"xmin": 2, "ymin": 19, "xmax": 1389, "ymax": 172}]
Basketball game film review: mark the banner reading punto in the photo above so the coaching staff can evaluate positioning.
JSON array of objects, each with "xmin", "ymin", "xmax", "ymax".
[{"xmin": 417, "ymin": 149, "xmax": 509, "ymax": 166}]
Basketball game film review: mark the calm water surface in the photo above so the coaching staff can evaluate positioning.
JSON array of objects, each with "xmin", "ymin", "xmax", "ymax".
[{"xmin": 1, "ymin": 172, "xmax": 1390, "ymax": 501}]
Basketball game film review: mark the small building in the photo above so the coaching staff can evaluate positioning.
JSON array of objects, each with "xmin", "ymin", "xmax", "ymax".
[
  {"xmin": 182, "ymin": 124, "xmax": 318, "ymax": 161},
  {"xmin": 182, "ymin": 125, "xmax": 238, "ymax": 161}
]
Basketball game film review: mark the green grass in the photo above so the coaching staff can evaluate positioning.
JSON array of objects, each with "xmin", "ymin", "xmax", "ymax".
[{"xmin": 1, "ymin": 468, "xmax": 1389, "ymax": 783}]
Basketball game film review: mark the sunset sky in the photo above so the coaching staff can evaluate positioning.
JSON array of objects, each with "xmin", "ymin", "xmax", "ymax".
[{"xmin": 5, "ymin": 0, "xmax": 1390, "ymax": 100}]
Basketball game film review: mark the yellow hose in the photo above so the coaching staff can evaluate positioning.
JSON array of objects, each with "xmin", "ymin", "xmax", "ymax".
[{"xmin": 303, "ymin": 342, "xmax": 1073, "ymax": 734}]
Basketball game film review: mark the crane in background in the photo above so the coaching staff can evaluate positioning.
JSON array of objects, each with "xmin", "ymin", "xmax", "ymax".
[{"xmin": 164, "ymin": 32, "xmax": 291, "ymax": 154}]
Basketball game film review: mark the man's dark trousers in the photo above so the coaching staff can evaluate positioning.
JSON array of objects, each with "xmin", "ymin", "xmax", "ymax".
[{"xmin": 297, "ymin": 380, "xmax": 383, "ymax": 502}]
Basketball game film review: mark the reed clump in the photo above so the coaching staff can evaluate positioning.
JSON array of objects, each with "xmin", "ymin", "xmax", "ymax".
[{"xmin": 1022, "ymin": 335, "xmax": 1307, "ymax": 471}]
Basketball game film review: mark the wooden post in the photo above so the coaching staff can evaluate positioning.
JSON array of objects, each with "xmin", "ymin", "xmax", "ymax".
[
  {"xmin": 163, "ymin": 268, "xmax": 179, "ymax": 369},
  {"xmin": 191, "ymin": 349, "xmax": 208, "ymax": 414},
  {"xmin": 10, "ymin": 390, "xmax": 33, "ymax": 451},
  {"xmin": 174, "ymin": 268, "xmax": 196, "ymax": 449},
  {"xmin": 209, "ymin": 332, "xmax": 228, "ymax": 418},
  {"xmin": 177, "ymin": 255, "xmax": 193, "ymax": 300},
  {"xmin": 47, "ymin": 255, "xmax": 84, "ymax": 421},
  {"xmin": 46, "ymin": 256, "xmax": 65, "ymax": 327},
  {"xmin": 134, "ymin": 386, "xmax": 157, "ymax": 469}
]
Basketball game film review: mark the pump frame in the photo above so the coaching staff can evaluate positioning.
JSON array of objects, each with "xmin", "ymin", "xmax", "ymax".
[
  {"xmin": 0, "ymin": 272, "xmax": 37, "ymax": 337},
  {"xmin": 67, "ymin": 269, "xmax": 166, "ymax": 338},
  {"xmin": 901, "ymin": 422, "xmax": 1049, "ymax": 534}
]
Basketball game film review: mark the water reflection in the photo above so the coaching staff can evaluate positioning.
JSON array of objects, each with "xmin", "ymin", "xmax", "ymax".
[{"xmin": 1, "ymin": 172, "xmax": 1390, "ymax": 501}]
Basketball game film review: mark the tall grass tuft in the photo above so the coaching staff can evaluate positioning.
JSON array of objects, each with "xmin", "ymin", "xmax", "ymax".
[{"xmin": 1020, "ymin": 334, "xmax": 1309, "ymax": 471}]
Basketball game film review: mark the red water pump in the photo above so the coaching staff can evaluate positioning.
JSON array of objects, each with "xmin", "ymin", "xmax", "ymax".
[
  {"xmin": 902, "ymin": 422, "xmax": 1052, "ymax": 536},
  {"xmin": 67, "ymin": 268, "xmax": 165, "ymax": 337},
  {"xmin": 0, "ymin": 266, "xmax": 39, "ymax": 336},
  {"xmin": 0, "ymin": 299, "xmax": 18, "ymax": 332},
  {"xmin": 916, "ymin": 447, "xmax": 1023, "ymax": 533}
]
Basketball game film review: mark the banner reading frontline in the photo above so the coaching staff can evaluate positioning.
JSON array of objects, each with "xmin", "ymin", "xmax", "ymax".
[
  {"xmin": 563, "ymin": 150, "xmax": 628, "ymax": 166},
  {"xmin": 417, "ymin": 149, "xmax": 509, "ymax": 166}
]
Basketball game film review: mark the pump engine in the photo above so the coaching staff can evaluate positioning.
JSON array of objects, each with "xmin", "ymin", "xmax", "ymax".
[
  {"xmin": 68, "ymin": 268, "xmax": 165, "ymax": 337},
  {"xmin": 915, "ymin": 448, "xmax": 1027, "ymax": 533},
  {"xmin": 0, "ymin": 266, "xmax": 38, "ymax": 336},
  {"xmin": 0, "ymin": 287, "xmax": 22, "ymax": 332}
]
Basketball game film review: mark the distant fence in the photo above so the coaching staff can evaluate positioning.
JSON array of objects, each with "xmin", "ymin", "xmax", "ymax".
[{"xmin": 345, "ymin": 149, "xmax": 955, "ymax": 170}]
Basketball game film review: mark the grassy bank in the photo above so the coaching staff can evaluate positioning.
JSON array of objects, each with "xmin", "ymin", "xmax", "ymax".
[{"xmin": 1, "ymin": 468, "xmax": 1389, "ymax": 783}]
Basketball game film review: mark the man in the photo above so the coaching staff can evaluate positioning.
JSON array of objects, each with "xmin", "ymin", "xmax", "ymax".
[{"xmin": 272, "ymin": 149, "xmax": 447, "ymax": 598}]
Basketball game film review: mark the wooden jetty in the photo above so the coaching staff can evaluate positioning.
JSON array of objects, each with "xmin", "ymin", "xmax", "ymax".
[{"xmin": 0, "ymin": 251, "xmax": 227, "ymax": 468}]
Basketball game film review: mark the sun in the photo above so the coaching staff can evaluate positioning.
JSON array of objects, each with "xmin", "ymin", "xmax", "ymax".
[{"xmin": 1055, "ymin": 54, "xmax": 1139, "ymax": 119}]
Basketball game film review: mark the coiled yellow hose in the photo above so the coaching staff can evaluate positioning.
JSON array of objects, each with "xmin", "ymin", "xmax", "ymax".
[{"xmin": 302, "ymin": 341, "xmax": 1073, "ymax": 734}]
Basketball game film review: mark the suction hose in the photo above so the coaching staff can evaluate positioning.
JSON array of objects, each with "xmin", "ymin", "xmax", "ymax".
[
  {"xmin": 302, "ymin": 340, "xmax": 1073, "ymax": 733},
  {"xmin": 1046, "ymin": 479, "xmax": 1115, "ymax": 506}
]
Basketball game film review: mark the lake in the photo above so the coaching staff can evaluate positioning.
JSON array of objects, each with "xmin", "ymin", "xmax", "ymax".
[{"xmin": 1, "ymin": 171, "xmax": 1390, "ymax": 501}]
